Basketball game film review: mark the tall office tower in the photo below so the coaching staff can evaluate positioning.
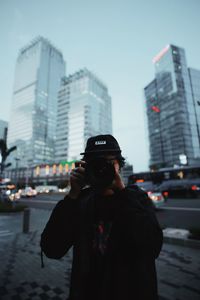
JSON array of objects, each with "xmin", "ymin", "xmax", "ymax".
[
  {"xmin": 188, "ymin": 68, "xmax": 200, "ymax": 150},
  {"xmin": 144, "ymin": 45, "xmax": 200, "ymax": 169},
  {"xmin": 55, "ymin": 68, "xmax": 112, "ymax": 162},
  {"xmin": 0, "ymin": 120, "xmax": 8, "ymax": 140},
  {"xmin": 7, "ymin": 37, "xmax": 66, "ymax": 167}
]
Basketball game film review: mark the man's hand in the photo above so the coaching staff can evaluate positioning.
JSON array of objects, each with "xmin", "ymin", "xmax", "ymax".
[
  {"xmin": 112, "ymin": 160, "xmax": 125, "ymax": 191},
  {"xmin": 68, "ymin": 161, "xmax": 86, "ymax": 199},
  {"xmin": 102, "ymin": 160, "xmax": 125, "ymax": 196}
]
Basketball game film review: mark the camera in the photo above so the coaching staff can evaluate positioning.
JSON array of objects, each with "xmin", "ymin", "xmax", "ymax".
[{"xmin": 84, "ymin": 157, "xmax": 116, "ymax": 189}]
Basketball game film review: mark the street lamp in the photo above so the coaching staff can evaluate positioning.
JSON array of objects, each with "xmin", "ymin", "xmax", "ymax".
[
  {"xmin": 15, "ymin": 158, "xmax": 20, "ymax": 187},
  {"xmin": 25, "ymin": 160, "xmax": 32, "ymax": 188},
  {"xmin": 21, "ymin": 155, "xmax": 32, "ymax": 188},
  {"xmin": 25, "ymin": 164, "xmax": 29, "ymax": 188}
]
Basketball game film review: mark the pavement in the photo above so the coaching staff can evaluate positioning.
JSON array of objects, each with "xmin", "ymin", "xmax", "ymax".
[{"xmin": 0, "ymin": 209, "xmax": 200, "ymax": 300}]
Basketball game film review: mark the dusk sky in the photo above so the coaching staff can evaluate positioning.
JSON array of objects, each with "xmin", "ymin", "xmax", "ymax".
[{"xmin": 0, "ymin": 0, "xmax": 200, "ymax": 171}]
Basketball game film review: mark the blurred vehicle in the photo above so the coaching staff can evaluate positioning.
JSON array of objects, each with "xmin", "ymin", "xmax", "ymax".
[
  {"xmin": 58, "ymin": 186, "xmax": 70, "ymax": 193},
  {"xmin": 35, "ymin": 185, "xmax": 58, "ymax": 194},
  {"xmin": 35, "ymin": 186, "xmax": 49, "ymax": 194},
  {"xmin": 159, "ymin": 179, "xmax": 200, "ymax": 198},
  {"xmin": 146, "ymin": 191, "xmax": 165, "ymax": 209},
  {"xmin": 8, "ymin": 189, "xmax": 21, "ymax": 202},
  {"xmin": 31, "ymin": 188, "xmax": 37, "ymax": 196},
  {"xmin": 128, "ymin": 165, "xmax": 200, "ymax": 199},
  {"xmin": 0, "ymin": 184, "xmax": 21, "ymax": 202},
  {"xmin": 134, "ymin": 181, "xmax": 168, "ymax": 201},
  {"xmin": 0, "ymin": 185, "xmax": 10, "ymax": 202},
  {"xmin": 128, "ymin": 183, "xmax": 165, "ymax": 209},
  {"xmin": 189, "ymin": 179, "xmax": 200, "ymax": 198},
  {"xmin": 21, "ymin": 187, "xmax": 37, "ymax": 197}
]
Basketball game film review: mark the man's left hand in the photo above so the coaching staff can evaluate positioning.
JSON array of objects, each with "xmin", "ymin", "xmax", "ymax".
[{"xmin": 112, "ymin": 161, "xmax": 125, "ymax": 191}]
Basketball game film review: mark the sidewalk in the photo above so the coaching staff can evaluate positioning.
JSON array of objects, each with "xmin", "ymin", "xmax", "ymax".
[{"xmin": 0, "ymin": 209, "xmax": 200, "ymax": 300}]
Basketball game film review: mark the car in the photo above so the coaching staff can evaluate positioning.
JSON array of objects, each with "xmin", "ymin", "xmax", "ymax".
[
  {"xmin": 128, "ymin": 182, "xmax": 165, "ymax": 209},
  {"xmin": 21, "ymin": 187, "xmax": 37, "ymax": 197},
  {"xmin": 58, "ymin": 187, "xmax": 70, "ymax": 193},
  {"xmin": 35, "ymin": 185, "xmax": 58, "ymax": 194},
  {"xmin": 8, "ymin": 189, "xmax": 21, "ymax": 202},
  {"xmin": 159, "ymin": 179, "xmax": 200, "ymax": 198},
  {"xmin": 0, "ymin": 187, "xmax": 10, "ymax": 202},
  {"xmin": 146, "ymin": 191, "xmax": 165, "ymax": 209},
  {"xmin": 0, "ymin": 185, "xmax": 22, "ymax": 202},
  {"xmin": 31, "ymin": 188, "xmax": 37, "ymax": 196}
]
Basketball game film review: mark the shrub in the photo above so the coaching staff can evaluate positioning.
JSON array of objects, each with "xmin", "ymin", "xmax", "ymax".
[{"xmin": 0, "ymin": 201, "xmax": 27, "ymax": 213}]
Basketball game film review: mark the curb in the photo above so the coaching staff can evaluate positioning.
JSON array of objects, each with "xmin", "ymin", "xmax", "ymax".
[{"xmin": 163, "ymin": 236, "xmax": 200, "ymax": 249}]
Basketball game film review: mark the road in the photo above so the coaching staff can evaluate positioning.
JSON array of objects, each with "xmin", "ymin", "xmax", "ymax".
[
  {"xmin": 16, "ymin": 193, "xmax": 200, "ymax": 230},
  {"xmin": 157, "ymin": 197, "xmax": 200, "ymax": 229},
  {"xmin": 0, "ymin": 194, "xmax": 200, "ymax": 241},
  {"xmin": 1, "ymin": 193, "xmax": 200, "ymax": 300}
]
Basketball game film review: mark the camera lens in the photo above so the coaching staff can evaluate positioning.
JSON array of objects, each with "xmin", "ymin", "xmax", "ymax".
[{"xmin": 85, "ymin": 157, "xmax": 115, "ymax": 188}]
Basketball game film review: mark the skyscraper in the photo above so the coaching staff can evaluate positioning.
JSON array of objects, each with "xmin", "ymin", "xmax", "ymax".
[
  {"xmin": 7, "ymin": 37, "xmax": 66, "ymax": 167},
  {"xmin": 144, "ymin": 45, "xmax": 200, "ymax": 169},
  {"xmin": 55, "ymin": 68, "xmax": 112, "ymax": 162},
  {"xmin": 188, "ymin": 68, "xmax": 200, "ymax": 149}
]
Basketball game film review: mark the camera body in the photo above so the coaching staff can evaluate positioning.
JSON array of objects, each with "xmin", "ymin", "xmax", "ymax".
[{"xmin": 84, "ymin": 157, "xmax": 116, "ymax": 189}]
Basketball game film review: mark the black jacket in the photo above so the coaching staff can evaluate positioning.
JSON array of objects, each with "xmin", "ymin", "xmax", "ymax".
[{"xmin": 40, "ymin": 187, "xmax": 163, "ymax": 300}]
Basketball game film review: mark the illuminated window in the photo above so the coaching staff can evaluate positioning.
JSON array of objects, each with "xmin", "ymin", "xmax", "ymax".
[
  {"xmin": 65, "ymin": 164, "xmax": 69, "ymax": 173},
  {"xmin": 53, "ymin": 164, "xmax": 57, "ymax": 174},
  {"xmin": 45, "ymin": 165, "xmax": 50, "ymax": 176},
  {"xmin": 35, "ymin": 166, "xmax": 40, "ymax": 176},
  {"xmin": 177, "ymin": 171, "xmax": 184, "ymax": 179},
  {"xmin": 59, "ymin": 164, "xmax": 63, "ymax": 174}
]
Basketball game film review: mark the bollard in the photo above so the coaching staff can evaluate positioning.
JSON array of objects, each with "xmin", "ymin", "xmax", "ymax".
[{"xmin": 23, "ymin": 208, "xmax": 30, "ymax": 233}]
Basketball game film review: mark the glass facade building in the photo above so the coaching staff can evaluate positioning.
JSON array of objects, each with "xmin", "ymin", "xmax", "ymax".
[
  {"xmin": 7, "ymin": 37, "xmax": 66, "ymax": 167},
  {"xmin": 144, "ymin": 45, "xmax": 200, "ymax": 168},
  {"xmin": 55, "ymin": 68, "xmax": 112, "ymax": 162},
  {"xmin": 188, "ymin": 68, "xmax": 200, "ymax": 158}
]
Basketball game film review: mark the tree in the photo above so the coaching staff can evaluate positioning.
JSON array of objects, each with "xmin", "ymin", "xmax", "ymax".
[{"xmin": 0, "ymin": 139, "xmax": 17, "ymax": 174}]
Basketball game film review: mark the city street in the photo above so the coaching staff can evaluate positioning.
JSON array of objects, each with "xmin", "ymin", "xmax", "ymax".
[
  {"xmin": 1, "ymin": 2, "xmax": 200, "ymax": 299},
  {"xmin": 157, "ymin": 199, "xmax": 200, "ymax": 230},
  {"xmin": 0, "ymin": 203, "xmax": 200, "ymax": 300},
  {"xmin": 18, "ymin": 193, "xmax": 200, "ymax": 230},
  {"xmin": 1, "ymin": 193, "xmax": 199, "ymax": 299}
]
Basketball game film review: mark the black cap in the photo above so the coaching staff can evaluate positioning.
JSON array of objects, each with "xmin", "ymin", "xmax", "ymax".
[{"xmin": 80, "ymin": 134, "xmax": 121, "ymax": 155}]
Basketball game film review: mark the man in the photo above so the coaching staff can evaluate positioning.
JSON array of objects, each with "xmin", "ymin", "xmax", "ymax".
[{"xmin": 40, "ymin": 134, "xmax": 163, "ymax": 300}]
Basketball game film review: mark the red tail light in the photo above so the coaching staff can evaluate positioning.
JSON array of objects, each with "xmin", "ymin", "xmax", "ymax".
[
  {"xmin": 163, "ymin": 191, "xmax": 169, "ymax": 197},
  {"xmin": 191, "ymin": 185, "xmax": 198, "ymax": 191}
]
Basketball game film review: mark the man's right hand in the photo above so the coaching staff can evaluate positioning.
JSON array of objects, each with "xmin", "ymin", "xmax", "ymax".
[{"xmin": 68, "ymin": 161, "xmax": 86, "ymax": 199}]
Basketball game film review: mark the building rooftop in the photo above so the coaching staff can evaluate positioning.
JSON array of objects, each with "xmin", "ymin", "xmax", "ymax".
[
  {"xmin": 19, "ymin": 36, "xmax": 63, "ymax": 58},
  {"xmin": 62, "ymin": 68, "xmax": 108, "ymax": 91}
]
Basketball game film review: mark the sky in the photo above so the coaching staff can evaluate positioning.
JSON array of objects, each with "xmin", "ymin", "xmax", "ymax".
[{"xmin": 0, "ymin": 0, "xmax": 200, "ymax": 172}]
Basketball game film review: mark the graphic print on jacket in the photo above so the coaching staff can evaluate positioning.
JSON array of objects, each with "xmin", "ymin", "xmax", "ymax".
[{"xmin": 92, "ymin": 221, "xmax": 112, "ymax": 255}]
